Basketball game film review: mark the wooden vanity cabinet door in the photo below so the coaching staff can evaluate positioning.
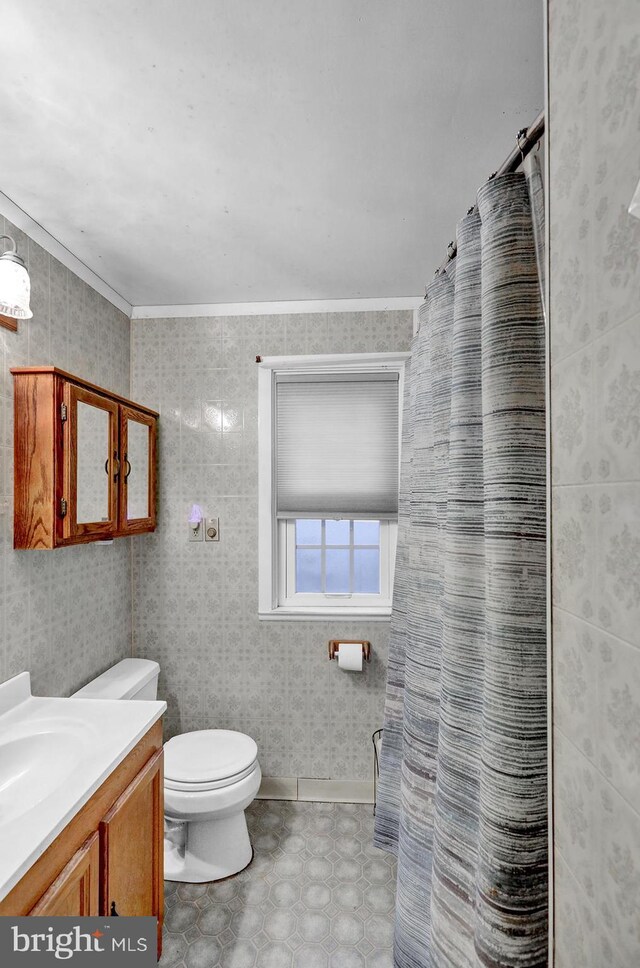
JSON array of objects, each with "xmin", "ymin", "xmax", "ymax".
[
  {"xmin": 100, "ymin": 750, "xmax": 163, "ymax": 954},
  {"xmin": 29, "ymin": 833, "xmax": 99, "ymax": 916}
]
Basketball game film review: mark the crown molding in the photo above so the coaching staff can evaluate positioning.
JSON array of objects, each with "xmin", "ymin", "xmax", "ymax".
[
  {"xmin": 0, "ymin": 192, "xmax": 423, "ymax": 321},
  {"xmin": 130, "ymin": 296, "xmax": 422, "ymax": 319},
  {"xmin": 0, "ymin": 191, "xmax": 133, "ymax": 317}
]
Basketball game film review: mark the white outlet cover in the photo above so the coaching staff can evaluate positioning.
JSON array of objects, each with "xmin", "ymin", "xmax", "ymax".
[{"xmin": 188, "ymin": 523, "xmax": 203, "ymax": 541}]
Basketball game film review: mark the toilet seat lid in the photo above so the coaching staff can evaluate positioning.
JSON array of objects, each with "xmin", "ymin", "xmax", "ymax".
[{"xmin": 164, "ymin": 729, "xmax": 258, "ymax": 784}]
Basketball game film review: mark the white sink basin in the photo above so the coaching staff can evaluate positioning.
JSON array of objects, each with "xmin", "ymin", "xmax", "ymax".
[
  {"xmin": 0, "ymin": 671, "xmax": 166, "ymax": 902},
  {"xmin": 0, "ymin": 723, "xmax": 96, "ymax": 825}
]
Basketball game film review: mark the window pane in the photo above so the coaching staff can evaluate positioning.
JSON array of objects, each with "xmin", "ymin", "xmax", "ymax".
[
  {"xmin": 354, "ymin": 549, "xmax": 380, "ymax": 593},
  {"xmin": 325, "ymin": 519, "xmax": 350, "ymax": 545},
  {"xmin": 325, "ymin": 549, "xmax": 350, "ymax": 593},
  {"xmin": 296, "ymin": 519, "xmax": 322, "ymax": 545},
  {"xmin": 296, "ymin": 548, "xmax": 322, "ymax": 592},
  {"xmin": 354, "ymin": 520, "xmax": 380, "ymax": 545}
]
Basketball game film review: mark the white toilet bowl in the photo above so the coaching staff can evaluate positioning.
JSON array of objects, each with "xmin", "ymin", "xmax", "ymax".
[
  {"xmin": 163, "ymin": 729, "xmax": 261, "ymax": 882},
  {"xmin": 72, "ymin": 660, "xmax": 261, "ymax": 884}
]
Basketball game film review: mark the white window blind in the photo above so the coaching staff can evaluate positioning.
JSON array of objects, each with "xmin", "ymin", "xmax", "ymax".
[{"xmin": 275, "ymin": 372, "xmax": 399, "ymax": 518}]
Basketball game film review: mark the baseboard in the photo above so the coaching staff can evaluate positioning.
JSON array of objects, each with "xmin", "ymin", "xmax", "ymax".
[
  {"xmin": 257, "ymin": 776, "xmax": 375, "ymax": 804},
  {"xmin": 256, "ymin": 776, "xmax": 298, "ymax": 800}
]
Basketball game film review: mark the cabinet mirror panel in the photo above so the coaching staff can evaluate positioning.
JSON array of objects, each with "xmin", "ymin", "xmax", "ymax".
[
  {"xmin": 126, "ymin": 419, "xmax": 150, "ymax": 520},
  {"xmin": 77, "ymin": 401, "xmax": 111, "ymax": 524}
]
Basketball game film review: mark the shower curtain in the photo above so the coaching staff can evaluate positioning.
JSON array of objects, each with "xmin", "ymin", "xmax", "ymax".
[{"xmin": 374, "ymin": 171, "xmax": 547, "ymax": 968}]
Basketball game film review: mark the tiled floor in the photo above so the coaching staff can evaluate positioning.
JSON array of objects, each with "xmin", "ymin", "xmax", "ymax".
[{"xmin": 160, "ymin": 799, "xmax": 396, "ymax": 968}]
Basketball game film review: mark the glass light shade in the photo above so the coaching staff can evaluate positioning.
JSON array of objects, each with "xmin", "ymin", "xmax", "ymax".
[
  {"xmin": 0, "ymin": 255, "xmax": 32, "ymax": 319},
  {"xmin": 188, "ymin": 503, "xmax": 203, "ymax": 526}
]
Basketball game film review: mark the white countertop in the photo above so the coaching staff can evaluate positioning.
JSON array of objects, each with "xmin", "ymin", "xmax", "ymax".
[{"xmin": 0, "ymin": 672, "xmax": 166, "ymax": 902}]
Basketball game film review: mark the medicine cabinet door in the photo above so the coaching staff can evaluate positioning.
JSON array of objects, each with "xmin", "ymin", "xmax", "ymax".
[
  {"xmin": 63, "ymin": 383, "xmax": 120, "ymax": 541},
  {"xmin": 119, "ymin": 406, "xmax": 157, "ymax": 534}
]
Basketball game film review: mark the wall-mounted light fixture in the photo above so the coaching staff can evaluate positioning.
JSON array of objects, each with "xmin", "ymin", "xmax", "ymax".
[{"xmin": 0, "ymin": 235, "xmax": 32, "ymax": 323}]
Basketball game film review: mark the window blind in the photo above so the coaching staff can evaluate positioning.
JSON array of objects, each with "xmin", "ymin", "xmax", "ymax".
[{"xmin": 275, "ymin": 372, "xmax": 399, "ymax": 518}]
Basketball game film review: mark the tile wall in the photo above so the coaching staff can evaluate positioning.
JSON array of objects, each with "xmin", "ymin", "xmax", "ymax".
[
  {"xmin": 549, "ymin": 1, "xmax": 640, "ymax": 964},
  {"xmin": 131, "ymin": 310, "xmax": 413, "ymax": 782},
  {"xmin": 0, "ymin": 215, "xmax": 132, "ymax": 697}
]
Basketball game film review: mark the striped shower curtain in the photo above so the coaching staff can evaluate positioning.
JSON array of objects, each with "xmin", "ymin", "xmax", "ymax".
[{"xmin": 374, "ymin": 171, "xmax": 547, "ymax": 968}]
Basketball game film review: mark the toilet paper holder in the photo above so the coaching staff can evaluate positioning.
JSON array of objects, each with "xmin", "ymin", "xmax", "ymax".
[{"xmin": 328, "ymin": 640, "xmax": 371, "ymax": 662}]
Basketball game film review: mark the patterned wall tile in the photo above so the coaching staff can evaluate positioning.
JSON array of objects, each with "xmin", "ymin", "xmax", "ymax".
[
  {"xmin": 548, "ymin": 216, "xmax": 594, "ymax": 364},
  {"xmin": 0, "ymin": 216, "xmax": 132, "ymax": 697},
  {"xmin": 595, "ymin": 482, "xmax": 640, "ymax": 648},
  {"xmin": 553, "ymin": 730, "xmax": 599, "ymax": 901},
  {"xmin": 552, "ymin": 609, "xmax": 597, "ymax": 759},
  {"xmin": 550, "ymin": 0, "xmax": 640, "ymax": 961},
  {"xmin": 551, "ymin": 485, "xmax": 596, "ymax": 620},
  {"xmin": 596, "ymin": 629, "xmax": 640, "ymax": 806},
  {"xmin": 596, "ymin": 774, "xmax": 640, "ymax": 963},
  {"xmin": 553, "ymin": 854, "xmax": 597, "ymax": 968},
  {"xmin": 595, "ymin": 313, "xmax": 640, "ymax": 482},
  {"xmin": 131, "ymin": 311, "xmax": 411, "ymax": 780},
  {"xmin": 592, "ymin": 17, "xmax": 640, "ymax": 336},
  {"xmin": 551, "ymin": 345, "xmax": 594, "ymax": 485}
]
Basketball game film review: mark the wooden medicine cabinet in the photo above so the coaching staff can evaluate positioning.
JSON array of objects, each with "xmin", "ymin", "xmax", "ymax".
[{"xmin": 12, "ymin": 367, "xmax": 158, "ymax": 549}]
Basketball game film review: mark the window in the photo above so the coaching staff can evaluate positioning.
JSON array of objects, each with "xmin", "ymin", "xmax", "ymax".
[
  {"xmin": 258, "ymin": 353, "xmax": 408, "ymax": 618},
  {"xmin": 280, "ymin": 518, "xmax": 393, "ymax": 609}
]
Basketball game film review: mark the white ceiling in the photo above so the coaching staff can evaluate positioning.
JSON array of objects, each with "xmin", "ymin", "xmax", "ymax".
[{"xmin": 0, "ymin": 1, "xmax": 543, "ymax": 307}]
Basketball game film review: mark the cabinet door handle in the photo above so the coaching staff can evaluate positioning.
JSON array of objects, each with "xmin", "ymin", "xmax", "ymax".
[
  {"xmin": 123, "ymin": 454, "xmax": 132, "ymax": 481},
  {"xmin": 104, "ymin": 454, "xmax": 120, "ymax": 481},
  {"xmin": 110, "ymin": 901, "xmax": 119, "ymax": 916}
]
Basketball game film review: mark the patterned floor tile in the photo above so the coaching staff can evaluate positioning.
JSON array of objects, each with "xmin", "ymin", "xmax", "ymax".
[{"xmin": 160, "ymin": 800, "xmax": 396, "ymax": 967}]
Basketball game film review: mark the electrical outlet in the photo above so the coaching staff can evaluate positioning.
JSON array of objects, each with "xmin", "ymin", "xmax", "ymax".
[
  {"xmin": 205, "ymin": 517, "xmax": 219, "ymax": 541},
  {"xmin": 188, "ymin": 522, "xmax": 203, "ymax": 541}
]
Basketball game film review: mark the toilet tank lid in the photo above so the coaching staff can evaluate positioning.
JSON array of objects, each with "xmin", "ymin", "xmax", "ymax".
[{"xmin": 72, "ymin": 659, "xmax": 160, "ymax": 700}]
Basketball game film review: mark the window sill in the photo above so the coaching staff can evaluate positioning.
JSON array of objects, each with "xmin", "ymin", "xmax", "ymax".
[{"xmin": 259, "ymin": 607, "xmax": 391, "ymax": 622}]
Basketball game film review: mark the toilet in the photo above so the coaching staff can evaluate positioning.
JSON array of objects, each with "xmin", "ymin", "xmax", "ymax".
[{"xmin": 72, "ymin": 658, "xmax": 261, "ymax": 883}]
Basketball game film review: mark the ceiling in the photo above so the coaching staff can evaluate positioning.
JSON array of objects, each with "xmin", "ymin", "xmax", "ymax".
[{"xmin": 0, "ymin": 1, "xmax": 543, "ymax": 307}]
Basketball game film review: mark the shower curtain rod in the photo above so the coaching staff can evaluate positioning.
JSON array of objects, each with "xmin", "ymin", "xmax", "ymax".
[{"xmin": 433, "ymin": 110, "xmax": 545, "ymax": 277}]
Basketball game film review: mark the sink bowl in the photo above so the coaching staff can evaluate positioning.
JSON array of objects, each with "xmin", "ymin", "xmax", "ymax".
[{"xmin": 0, "ymin": 724, "xmax": 95, "ymax": 826}]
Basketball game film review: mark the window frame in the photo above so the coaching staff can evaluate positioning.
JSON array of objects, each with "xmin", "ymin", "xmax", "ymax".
[{"xmin": 258, "ymin": 352, "xmax": 408, "ymax": 620}]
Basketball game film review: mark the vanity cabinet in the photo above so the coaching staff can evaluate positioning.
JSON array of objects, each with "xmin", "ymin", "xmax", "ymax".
[
  {"xmin": 12, "ymin": 367, "xmax": 158, "ymax": 549},
  {"xmin": 29, "ymin": 833, "xmax": 100, "ymax": 916},
  {"xmin": 0, "ymin": 722, "xmax": 164, "ymax": 958}
]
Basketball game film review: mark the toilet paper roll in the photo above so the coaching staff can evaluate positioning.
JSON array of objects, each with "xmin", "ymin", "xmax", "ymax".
[{"xmin": 337, "ymin": 642, "xmax": 363, "ymax": 672}]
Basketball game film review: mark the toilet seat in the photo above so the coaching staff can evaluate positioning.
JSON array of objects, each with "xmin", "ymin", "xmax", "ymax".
[
  {"xmin": 164, "ymin": 729, "xmax": 258, "ymax": 790},
  {"xmin": 164, "ymin": 759, "xmax": 259, "ymax": 792}
]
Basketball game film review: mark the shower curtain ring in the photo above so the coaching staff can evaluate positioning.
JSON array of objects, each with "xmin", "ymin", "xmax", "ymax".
[{"xmin": 517, "ymin": 127, "xmax": 528, "ymax": 164}]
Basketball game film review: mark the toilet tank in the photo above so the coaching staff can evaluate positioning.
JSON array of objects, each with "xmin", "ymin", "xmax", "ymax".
[{"xmin": 71, "ymin": 658, "xmax": 160, "ymax": 701}]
